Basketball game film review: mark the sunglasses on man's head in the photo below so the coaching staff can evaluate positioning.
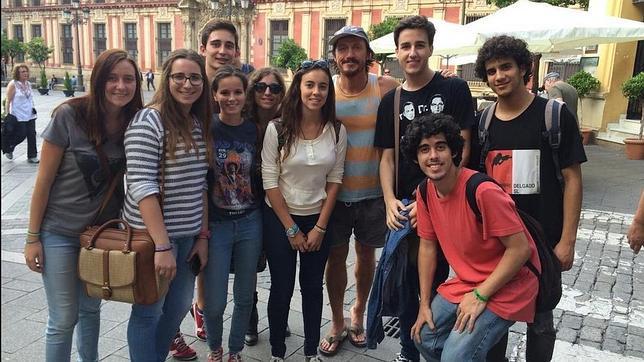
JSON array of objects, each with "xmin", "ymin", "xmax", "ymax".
[
  {"xmin": 299, "ymin": 59, "xmax": 329, "ymax": 71},
  {"xmin": 253, "ymin": 82, "xmax": 283, "ymax": 94}
]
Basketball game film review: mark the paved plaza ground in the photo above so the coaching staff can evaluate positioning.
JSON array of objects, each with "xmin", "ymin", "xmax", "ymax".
[{"xmin": 1, "ymin": 89, "xmax": 643, "ymax": 361}]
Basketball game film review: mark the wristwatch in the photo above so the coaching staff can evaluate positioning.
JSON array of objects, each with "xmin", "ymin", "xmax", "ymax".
[{"xmin": 285, "ymin": 224, "xmax": 299, "ymax": 238}]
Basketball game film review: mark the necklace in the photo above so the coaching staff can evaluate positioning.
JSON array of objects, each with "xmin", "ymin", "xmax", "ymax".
[{"xmin": 15, "ymin": 80, "xmax": 32, "ymax": 99}]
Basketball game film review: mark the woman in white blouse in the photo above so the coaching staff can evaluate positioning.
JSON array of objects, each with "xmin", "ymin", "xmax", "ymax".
[
  {"xmin": 261, "ymin": 59, "xmax": 347, "ymax": 362},
  {"xmin": 2, "ymin": 64, "xmax": 38, "ymax": 162}
]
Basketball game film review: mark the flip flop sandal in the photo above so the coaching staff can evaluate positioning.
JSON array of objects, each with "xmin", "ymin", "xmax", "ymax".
[
  {"xmin": 318, "ymin": 328, "xmax": 348, "ymax": 357},
  {"xmin": 348, "ymin": 325, "xmax": 367, "ymax": 348}
]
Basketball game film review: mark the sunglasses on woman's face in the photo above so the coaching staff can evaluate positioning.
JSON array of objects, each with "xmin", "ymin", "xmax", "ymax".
[
  {"xmin": 299, "ymin": 59, "xmax": 329, "ymax": 71},
  {"xmin": 253, "ymin": 82, "xmax": 283, "ymax": 94}
]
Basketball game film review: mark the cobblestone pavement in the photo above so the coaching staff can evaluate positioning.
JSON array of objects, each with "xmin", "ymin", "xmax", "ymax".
[{"xmin": 1, "ymin": 89, "xmax": 643, "ymax": 361}]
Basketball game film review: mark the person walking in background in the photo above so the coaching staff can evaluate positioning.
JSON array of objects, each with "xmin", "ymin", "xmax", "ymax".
[
  {"xmin": 201, "ymin": 65, "xmax": 263, "ymax": 362},
  {"xmin": 49, "ymin": 74, "xmax": 58, "ymax": 90},
  {"xmin": 318, "ymin": 25, "xmax": 398, "ymax": 357},
  {"xmin": 402, "ymin": 113, "xmax": 539, "ymax": 361},
  {"xmin": 123, "ymin": 48, "xmax": 210, "ymax": 362},
  {"xmin": 146, "ymin": 69, "xmax": 156, "ymax": 91},
  {"xmin": 543, "ymin": 72, "xmax": 579, "ymax": 124},
  {"xmin": 23, "ymin": 49, "xmax": 143, "ymax": 361},
  {"xmin": 243, "ymin": 67, "xmax": 289, "ymax": 347},
  {"xmin": 261, "ymin": 59, "xmax": 347, "ymax": 362},
  {"xmin": 71, "ymin": 75, "xmax": 78, "ymax": 90},
  {"xmin": 373, "ymin": 16, "xmax": 475, "ymax": 361},
  {"xmin": 2, "ymin": 64, "xmax": 40, "ymax": 163},
  {"xmin": 473, "ymin": 35, "xmax": 586, "ymax": 362},
  {"xmin": 628, "ymin": 190, "xmax": 644, "ymax": 254}
]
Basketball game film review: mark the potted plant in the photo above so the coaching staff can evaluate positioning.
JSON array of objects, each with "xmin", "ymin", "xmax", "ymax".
[
  {"xmin": 37, "ymin": 69, "xmax": 49, "ymax": 95},
  {"xmin": 568, "ymin": 70, "xmax": 600, "ymax": 145},
  {"xmin": 622, "ymin": 72, "xmax": 644, "ymax": 160},
  {"xmin": 63, "ymin": 71, "xmax": 74, "ymax": 97}
]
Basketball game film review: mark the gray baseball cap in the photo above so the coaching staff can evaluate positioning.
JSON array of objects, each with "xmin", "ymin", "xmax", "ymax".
[{"xmin": 329, "ymin": 25, "xmax": 373, "ymax": 52}]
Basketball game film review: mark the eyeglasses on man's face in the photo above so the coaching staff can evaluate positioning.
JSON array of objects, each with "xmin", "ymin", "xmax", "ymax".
[
  {"xmin": 170, "ymin": 73, "xmax": 204, "ymax": 86},
  {"xmin": 298, "ymin": 59, "xmax": 329, "ymax": 71},
  {"xmin": 253, "ymin": 82, "xmax": 283, "ymax": 95}
]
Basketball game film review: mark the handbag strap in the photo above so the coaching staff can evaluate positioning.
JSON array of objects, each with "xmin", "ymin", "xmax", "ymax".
[{"xmin": 393, "ymin": 86, "xmax": 402, "ymax": 197}]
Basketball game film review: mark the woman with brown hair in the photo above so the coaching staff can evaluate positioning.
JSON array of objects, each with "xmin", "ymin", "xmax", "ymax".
[
  {"xmin": 23, "ymin": 49, "xmax": 143, "ymax": 361},
  {"xmin": 123, "ymin": 48, "xmax": 211, "ymax": 361},
  {"xmin": 261, "ymin": 60, "xmax": 347, "ymax": 361}
]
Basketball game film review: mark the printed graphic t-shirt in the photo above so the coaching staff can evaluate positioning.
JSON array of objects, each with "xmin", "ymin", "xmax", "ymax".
[
  {"xmin": 417, "ymin": 168, "xmax": 540, "ymax": 322},
  {"xmin": 208, "ymin": 115, "xmax": 260, "ymax": 221},
  {"xmin": 484, "ymin": 96, "xmax": 587, "ymax": 247},
  {"xmin": 374, "ymin": 73, "xmax": 475, "ymax": 199}
]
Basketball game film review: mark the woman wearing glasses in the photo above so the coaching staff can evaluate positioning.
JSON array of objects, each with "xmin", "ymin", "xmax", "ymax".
[
  {"xmin": 123, "ymin": 49, "xmax": 211, "ymax": 361},
  {"xmin": 200, "ymin": 65, "xmax": 263, "ymax": 362},
  {"xmin": 261, "ymin": 60, "xmax": 347, "ymax": 362}
]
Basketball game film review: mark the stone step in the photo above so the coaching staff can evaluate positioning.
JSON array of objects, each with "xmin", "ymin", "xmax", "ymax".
[
  {"xmin": 615, "ymin": 118, "xmax": 642, "ymax": 134},
  {"xmin": 596, "ymin": 131, "xmax": 625, "ymax": 144}
]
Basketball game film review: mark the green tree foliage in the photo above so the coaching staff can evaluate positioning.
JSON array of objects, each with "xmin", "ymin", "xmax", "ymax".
[
  {"xmin": 272, "ymin": 39, "xmax": 308, "ymax": 72},
  {"xmin": 568, "ymin": 70, "xmax": 600, "ymax": 97},
  {"xmin": 39, "ymin": 69, "xmax": 48, "ymax": 89},
  {"xmin": 622, "ymin": 72, "xmax": 644, "ymax": 101},
  {"xmin": 63, "ymin": 71, "xmax": 73, "ymax": 91},
  {"xmin": 368, "ymin": 17, "xmax": 401, "ymax": 71},
  {"xmin": 26, "ymin": 37, "xmax": 54, "ymax": 71},
  {"xmin": 486, "ymin": 0, "xmax": 588, "ymax": 9},
  {"xmin": 2, "ymin": 37, "xmax": 26, "ymax": 70}
]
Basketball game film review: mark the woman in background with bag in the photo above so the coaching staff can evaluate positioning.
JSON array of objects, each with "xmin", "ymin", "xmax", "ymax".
[
  {"xmin": 23, "ymin": 49, "xmax": 143, "ymax": 361},
  {"xmin": 261, "ymin": 59, "xmax": 347, "ymax": 361},
  {"xmin": 2, "ymin": 63, "xmax": 39, "ymax": 163},
  {"xmin": 122, "ymin": 48, "xmax": 211, "ymax": 361}
]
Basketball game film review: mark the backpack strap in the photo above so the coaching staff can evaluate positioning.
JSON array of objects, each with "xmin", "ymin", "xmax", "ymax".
[
  {"xmin": 417, "ymin": 178, "xmax": 429, "ymax": 211},
  {"xmin": 333, "ymin": 121, "xmax": 341, "ymax": 144},
  {"xmin": 544, "ymin": 99, "xmax": 564, "ymax": 189},
  {"xmin": 465, "ymin": 172, "xmax": 500, "ymax": 223},
  {"xmin": 477, "ymin": 102, "xmax": 497, "ymax": 172},
  {"xmin": 393, "ymin": 86, "xmax": 402, "ymax": 196}
]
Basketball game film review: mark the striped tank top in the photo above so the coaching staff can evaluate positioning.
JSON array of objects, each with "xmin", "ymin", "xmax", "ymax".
[{"xmin": 333, "ymin": 73, "xmax": 382, "ymax": 202}]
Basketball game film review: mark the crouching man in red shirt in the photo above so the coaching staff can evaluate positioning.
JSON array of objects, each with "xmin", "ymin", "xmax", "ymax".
[{"xmin": 402, "ymin": 113, "xmax": 540, "ymax": 361}]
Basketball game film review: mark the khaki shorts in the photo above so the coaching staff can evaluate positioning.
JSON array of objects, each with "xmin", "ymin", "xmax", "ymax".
[{"xmin": 328, "ymin": 197, "xmax": 387, "ymax": 248}]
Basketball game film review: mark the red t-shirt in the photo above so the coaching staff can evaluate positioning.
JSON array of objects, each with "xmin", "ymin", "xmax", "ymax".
[{"xmin": 417, "ymin": 168, "xmax": 540, "ymax": 322}]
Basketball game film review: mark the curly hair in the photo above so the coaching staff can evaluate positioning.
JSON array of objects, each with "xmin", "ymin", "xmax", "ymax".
[
  {"xmin": 401, "ymin": 113, "xmax": 464, "ymax": 167},
  {"xmin": 393, "ymin": 15, "xmax": 436, "ymax": 48},
  {"xmin": 474, "ymin": 35, "xmax": 533, "ymax": 85}
]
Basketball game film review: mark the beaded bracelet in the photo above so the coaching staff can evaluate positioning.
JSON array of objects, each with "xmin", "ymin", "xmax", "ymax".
[
  {"xmin": 155, "ymin": 244, "xmax": 173, "ymax": 252},
  {"xmin": 473, "ymin": 289, "xmax": 489, "ymax": 302}
]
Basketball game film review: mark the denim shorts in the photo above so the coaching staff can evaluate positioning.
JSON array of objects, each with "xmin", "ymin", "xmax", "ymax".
[{"xmin": 328, "ymin": 197, "xmax": 387, "ymax": 248}]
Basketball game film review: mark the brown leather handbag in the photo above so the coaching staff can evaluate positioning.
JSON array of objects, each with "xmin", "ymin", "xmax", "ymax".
[
  {"xmin": 78, "ymin": 140, "xmax": 168, "ymax": 305},
  {"xmin": 78, "ymin": 219, "xmax": 168, "ymax": 305}
]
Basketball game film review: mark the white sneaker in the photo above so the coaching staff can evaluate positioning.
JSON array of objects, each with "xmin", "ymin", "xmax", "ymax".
[
  {"xmin": 4, "ymin": 152, "xmax": 13, "ymax": 160},
  {"xmin": 28, "ymin": 157, "xmax": 39, "ymax": 164},
  {"xmin": 269, "ymin": 357, "xmax": 284, "ymax": 362},
  {"xmin": 305, "ymin": 356, "xmax": 323, "ymax": 362}
]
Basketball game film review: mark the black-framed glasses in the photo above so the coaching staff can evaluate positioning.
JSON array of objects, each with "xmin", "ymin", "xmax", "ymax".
[
  {"xmin": 170, "ymin": 73, "xmax": 204, "ymax": 86},
  {"xmin": 254, "ymin": 82, "xmax": 283, "ymax": 94},
  {"xmin": 299, "ymin": 59, "xmax": 329, "ymax": 71}
]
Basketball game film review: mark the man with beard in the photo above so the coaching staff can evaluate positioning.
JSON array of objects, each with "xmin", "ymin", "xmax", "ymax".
[
  {"xmin": 374, "ymin": 16, "xmax": 475, "ymax": 361},
  {"xmin": 318, "ymin": 25, "xmax": 399, "ymax": 357}
]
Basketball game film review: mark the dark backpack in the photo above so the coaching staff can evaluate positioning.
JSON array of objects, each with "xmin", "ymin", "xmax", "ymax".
[
  {"xmin": 417, "ymin": 172, "xmax": 562, "ymax": 313},
  {"xmin": 474, "ymin": 99, "xmax": 565, "ymax": 189}
]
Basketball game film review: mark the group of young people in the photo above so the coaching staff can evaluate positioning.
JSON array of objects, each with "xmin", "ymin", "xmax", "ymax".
[{"xmin": 21, "ymin": 14, "xmax": 588, "ymax": 362}]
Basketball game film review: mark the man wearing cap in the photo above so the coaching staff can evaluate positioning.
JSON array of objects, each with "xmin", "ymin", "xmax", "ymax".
[
  {"xmin": 319, "ymin": 25, "xmax": 399, "ymax": 357},
  {"xmin": 374, "ymin": 15, "xmax": 475, "ymax": 362},
  {"xmin": 543, "ymin": 72, "xmax": 579, "ymax": 124}
]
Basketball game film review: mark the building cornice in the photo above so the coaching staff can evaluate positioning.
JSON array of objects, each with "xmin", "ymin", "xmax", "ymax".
[{"xmin": 3, "ymin": 0, "xmax": 179, "ymax": 14}]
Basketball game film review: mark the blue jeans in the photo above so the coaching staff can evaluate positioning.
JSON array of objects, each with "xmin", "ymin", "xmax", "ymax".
[
  {"xmin": 41, "ymin": 231, "xmax": 102, "ymax": 362},
  {"xmin": 203, "ymin": 209, "xmax": 262, "ymax": 354},
  {"xmin": 127, "ymin": 236, "xmax": 196, "ymax": 362},
  {"xmin": 263, "ymin": 203, "xmax": 331, "ymax": 358},
  {"xmin": 414, "ymin": 294, "xmax": 514, "ymax": 362}
]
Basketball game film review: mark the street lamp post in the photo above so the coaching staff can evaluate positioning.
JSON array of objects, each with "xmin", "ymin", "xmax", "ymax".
[
  {"xmin": 210, "ymin": 0, "xmax": 250, "ymax": 22},
  {"xmin": 63, "ymin": 0, "xmax": 89, "ymax": 92}
]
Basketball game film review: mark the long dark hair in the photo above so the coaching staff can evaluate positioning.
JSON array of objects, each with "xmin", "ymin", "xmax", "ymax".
[
  {"xmin": 246, "ymin": 67, "xmax": 286, "ymax": 154},
  {"xmin": 54, "ymin": 49, "xmax": 143, "ymax": 146},
  {"xmin": 210, "ymin": 65, "xmax": 248, "ymax": 116},
  {"xmin": 279, "ymin": 63, "xmax": 337, "ymax": 161},
  {"xmin": 148, "ymin": 48, "xmax": 212, "ymax": 161}
]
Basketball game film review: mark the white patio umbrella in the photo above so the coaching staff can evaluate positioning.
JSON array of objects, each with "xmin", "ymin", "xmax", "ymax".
[
  {"xmin": 465, "ymin": 0, "xmax": 644, "ymax": 53},
  {"xmin": 369, "ymin": 17, "xmax": 484, "ymax": 57}
]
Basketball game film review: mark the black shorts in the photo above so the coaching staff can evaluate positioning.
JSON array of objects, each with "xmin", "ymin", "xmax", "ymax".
[{"xmin": 328, "ymin": 197, "xmax": 387, "ymax": 248}]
